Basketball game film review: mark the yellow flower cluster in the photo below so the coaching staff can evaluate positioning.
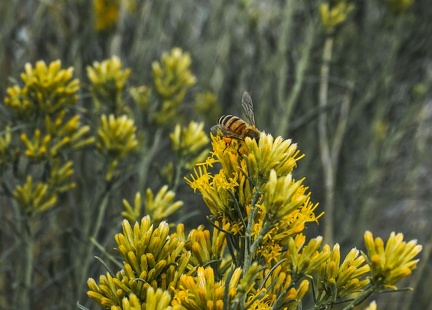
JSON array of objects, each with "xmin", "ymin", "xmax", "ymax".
[
  {"xmin": 19, "ymin": 111, "xmax": 93, "ymax": 159},
  {"xmin": 172, "ymin": 266, "xmax": 242, "ymax": 309},
  {"xmin": 316, "ymin": 244, "xmax": 370, "ymax": 307},
  {"xmin": 87, "ymin": 56, "xmax": 131, "ymax": 112},
  {"xmin": 193, "ymin": 91, "xmax": 222, "ymax": 124},
  {"xmin": 96, "ymin": 114, "xmax": 138, "ymax": 158},
  {"xmin": 184, "ymin": 133, "xmax": 323, "ymax": 306},
  {"xmin": 152, "ymin": 48, "xmax": 197, "ymax": 125},
  {"xmin": 13, "ymin": 176, "xmax": 58, "ymax": 216},
  {"xmin": 182, "ymin": 223, "xmax": 228, "ymax": 268},
  {"xmin": 93, "ymin": 0, "xmax": 120, "ymax": 32},
  {"xmin": 320, "ymin": 1, "xmax": 354, "ymax": 31},
  {"xmin": 185, "ymin": 134, "xmax": 317, "ymax": 239},
  {"xmin": 88, "ymin": 217, "xmax": 191, "ymax": 307},
  {"xmin": 122, "ymin": 186, "xmax": 184, "ymax": 224},
  {"xmin": 3, "ymin": 60, "xmax": 94, "ymax": 215},
  {"xmin": 364, "ymin": 231, "xmax": 422, "ymax": 290},
  {"xmin": 129, "ymin": 85, "xmax": 151, "ymax": 111},
  {"xmin": 5, "ymin": 60, "xmax": 79, "ymax": 116},
  {"xmin": 170, "ymin": 121, "xmax": 210, "ymax": 170},
  {"xmin": 88, "ymin": 93, "xmax": 422, "ymax": 309},
  {"xmin": 96, "ymin": 114, "xmax": 138, "ymax": 180}
]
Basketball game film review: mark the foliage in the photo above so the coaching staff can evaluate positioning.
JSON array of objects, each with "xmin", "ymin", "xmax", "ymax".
[{"xmin": 0, "ymin": 50, "xmax": 208, "ymax": 309}]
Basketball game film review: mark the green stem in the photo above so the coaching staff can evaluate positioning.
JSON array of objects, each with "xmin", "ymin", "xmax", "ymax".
[
  {"xmin": 77, "ymin": 191, "xmax": 110, "ymax": 297},
  {"xmin": 16, "ymin": 217, "xmax": 34, "ymax": 310},
  {"xmin": 242, "ymin": 190, "xmax": 262, "ymax": 271},
  {"xmin": 277, "ymin": 18, "xmax": 315, "ymax": 137},
  {"xmin": 138, "ymin": 129, "xmax": 162, "ymax": 191},
  {"xmin": 318, "ymin": 34, "xmax": 335, "ymax": 246},
  {"xmin": 341, "ymin": 286, "xmax": 374, "ymax": 310}
]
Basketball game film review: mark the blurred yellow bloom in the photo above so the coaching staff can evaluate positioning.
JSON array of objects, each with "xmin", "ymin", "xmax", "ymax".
[
  {"xmin": 320, "ymin": 1, "xmax": 354, "ymax": 30},
  {"xmin": 4, "ymin": 60, "xmax": 79, "ymax": 116},
  {"xmin": 96, "ymin": 114, "xmax": 138, "ymax": 158},
  {"xmin": 364, "ymin": 231, "xmax": 422, "ymax": 290},
  {"xmin": 48, "ymin": 159, "xmax": 76, "ymax": 193},
  {"xmin": 0, "ymin": 126, "xmax": 12, "ymax": 164},
  {"xmin": 144, "ymin": 185, "xmax": 183, "ymax": 224},
  {"xmin": 96, "ymin": 114, "xmax": 138, "ymax": 180},
  {"xmin": 45, "ymin": 110, "xmax": 94, "ymax": 151},
  {"xmin": 13, "ymin": 176, "xmax": 58, "ymax": 215},
  {"xmin": 121, "ymin": 192, "xmax": 142, "ymax": 223},
  {"xmin": 193, "ymin": 91, "xmax": 222, "ymax": 123},
  {"xmin": 170, "ymin": 122, "xmax": 210, "ymax": 167},
  {"xmin": 20, "ymin": 130, "xmax": 52, "ymax": 159},
  {"xmin": 152, "ymin": 48, "xmax": 196, "ymax": 125},
  {"xmin": 129, "ymin": 85, "xmax": 151, "ymax": 111},
  {"xmin": 386, "ymin": 0, "xmax": 414, "ymax": 13},
  {"xmin": 364, "ymin": 301, "xmax": 377, "ymax": 310},
  {"xmin": 171, "ymin": 121, "xmax": 209, "ymax": 155},
  {"xmin": 93, "ymin": 0, "xmax": 120, "ymax": 32},
  {"xmin": 87, "ymin": 56, "xmax": 131, "ymax": 111}
]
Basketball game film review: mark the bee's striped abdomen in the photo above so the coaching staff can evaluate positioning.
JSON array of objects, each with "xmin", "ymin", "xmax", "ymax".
[{"xmin": 219, "ymin": 115, "xmax": 247, "ymax": 135}]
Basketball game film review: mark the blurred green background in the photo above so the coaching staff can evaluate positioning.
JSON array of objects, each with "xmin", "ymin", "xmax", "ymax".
[{"xmin": 1, "ymin": 0, "xmax": 431, "ymax": 309}]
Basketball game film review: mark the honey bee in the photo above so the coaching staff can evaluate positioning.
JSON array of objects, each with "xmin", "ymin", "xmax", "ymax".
[{"xmin": 211, "ymin": 92, "xmax": 261, "ymax": 141}]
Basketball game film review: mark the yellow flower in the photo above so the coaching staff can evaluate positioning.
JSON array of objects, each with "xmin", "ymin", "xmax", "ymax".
[
  {"xmin": 263, "ymin": 169, "xmax": 308, "ymax": 222},
  {"xmin": 96, "ymin": 114, "xmax": 138, "ymax": 158},
  {"xmin": 13, "ymin": 176, "xmax": 58, "ymax": 215},
  {"xmin": 129, "ymin": 85, "xmax": 152, "ymax": 111},
  {"xmin": 20, "ymin": 130, "xmax": 52, "ymax": 159},
  {"xmin": 249, "ymin": 262, "xmax": 309, "ymax": 310},
  {"xmin": 320, "ymin": 1, "xmax": 355, "ymax": 31},
  {"xmin": 122, "ymin": 192, "xmax": 142, "ymax": 223},
  {"xmin": 185, "ymin": 164, "xmax": 238, "ymax": 216},
  {"xmin": 173, "ymin": 266, "xmax": 241, "ymax": 309},
  {"xmin": 287, "ymin": 236, "xmax": 331, "ymax": 276},
  {"xmin": 144, "ymin": 185, "xmax": 183, "ymax": 224},
  {"xmin": 87, "ymin": 56, "xmax": 131, "ymax": 111},
  {"xmin": 364, "ymin": 231, "xmax": 422, "ymax": 290},
  {"xmin": 316, "ymin": 244, "xmax": 370, "ymax": 307},
  {"xmin": 144, "ymin": 287, "xmax": 182, "ymax": 310},
  {"xmin": 45, "ymin": 110, "xmax": 94, "ymax": 151},
  {"xmin": 243, "ymin": 133, "xmax": 303, "ymax": 183},
  {"xmin": 48, "ymin": 159, "xmax": 76, "ymax": 193},
  {"xmin": 170, "ymin": 121, "xmax": 210, "ymax": 162},
  {"xmin": 88, "ymin": 217, "xmax": 191, "ymax": 307},
  {"xmin": 4, "ymin": 60, "xmax": 79, "ymax": 116},
  {"xmin": 93, "ymin": 0, "xmax": 120, "ymax": 32},
  {"xmin": 151, "ymin": 48, "xmax": 196, "ymax": 125},
  {"xmin": 184, "ymin": 222, "xmax": 228, "ymax": 268}
]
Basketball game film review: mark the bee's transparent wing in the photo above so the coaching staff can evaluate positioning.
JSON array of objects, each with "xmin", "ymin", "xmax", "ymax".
[{"xmin": 241, "ymin": 92, "xmax": 256, "ymax": 126}]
